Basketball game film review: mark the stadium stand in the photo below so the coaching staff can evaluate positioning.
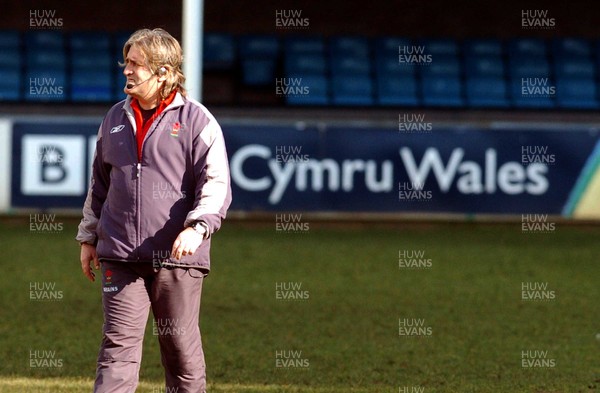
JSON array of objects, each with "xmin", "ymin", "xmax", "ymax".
[{"xmin": 1, "ymin": 29, "xmax": 599, "ymax": 110}]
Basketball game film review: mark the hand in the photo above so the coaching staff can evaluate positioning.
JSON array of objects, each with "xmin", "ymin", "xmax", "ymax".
[
  {"xmin": 171, "ymin": 227, "xmax": 204, "ymax": 260},
  {"xmin": 80, "ymin": 243, "xmax": 100, "ymax": 282}
]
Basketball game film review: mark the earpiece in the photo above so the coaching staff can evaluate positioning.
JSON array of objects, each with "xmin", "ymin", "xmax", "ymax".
[{"xmin": 158, "ymin": 66, "xmax": 167, "ymax": 76}]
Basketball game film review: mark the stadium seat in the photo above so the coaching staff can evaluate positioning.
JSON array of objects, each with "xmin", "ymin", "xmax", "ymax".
[
  {"xmin": 284, "ymin": 35, "xmax": 325, "ymax": 54},
  {"xmin": 465, "ymin": 55, "xmax": 505, "ymax": 77},
  {"xmin": 508, "ymin": 38, "xmax": 547, "ymax": 57},
  {"xmin": 331, "ymin": 75, "xmax": 373, "ymax": 106},
  {"xmin": 329, "ymin": 36, "xmax": 370, "ymax": 58},
  {"xmin": 69, "ymin": 32, "xmax": 110, "ymax": 51},
  {"xmin": 0, "ymin": 68, "xmax": 21, "ymax": 101},
  {"xmin": 330, "ymin": 55, "xmax": 371, "ymax": 76},
  {"xmin": 421, "ymin": 75, "xmax": 464, "ymax": 107},
  {"xmin": 24, "ymin": 30, "xmax": 64, "ymax": 49},
  {"xmin": 465, "ymin": 77, "xmax": 509, "ymax": 108},
  {"xmin": 420, "ymin": 55, "xmax": 461, "ymax": 76},
  {"xmin": 0, "ymin": 45, "xmax": 22, "ymax": 68},
  {"xmin": 375, "ymin": 55, "xmax": 416, "ymax": 77},
  {"xmin": 419, "ymin": 38, "xmax": 459, "ymax": 56},
  {"xmin": 24, "ymin": 69, "xmax": 67, "ymax": 102},
  {"xmin": 376, "ymin": 75, "xmax": 419, "ymax": 106},
  {"xmin": 203, "ymin": 33, "xmax": 235, "ymax": 71},
  {"xmin": 239, "ymin": 35, "xmax": 280, "ymax": 87},
  {"xmin": 113, "ymin": 72, "xmax": 127, "ymax": 101},
  {"xmin": 0, "ymin": 30, "xmax": 21, "ymax": 49},
  {"xmin": 284, "ymin": 52, "xmax": 327, "ymax": 76},
  {"xmin": 71, "ymin": 48, "xmax": 112, "ymax": 70},
  {"xmin": 285, "ymin": 74, "xmax": 329, "ymax": 106},
  {"xmin": 552, "ymin": 37, "xmax": 591, "ymax": 59},
  {"xmin": 463, "ymin": 39, "xmax": 503, "ymax": 57},
  {"xmin": 555, "ymin": 78, "xmax": 599, "ymax": 109},
  {"xmin": 26, "ymin": 48, "xmax": 67, "ymax": 70},
  {"xmin": 71, "ymin": 69, "xmax": 112, "ymax": 102},
  {"xmin": 554, "ymin": 58, "xmax": 595, "ymax": 78},
  {"xmin": 509, "ymin": 56, "xmax": 551, "ymax": 78}
]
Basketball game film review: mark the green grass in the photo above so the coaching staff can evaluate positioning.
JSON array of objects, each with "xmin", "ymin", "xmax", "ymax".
[{"xmin": 0, "ymin": 218, "xmax": 599, "ymax": 392}]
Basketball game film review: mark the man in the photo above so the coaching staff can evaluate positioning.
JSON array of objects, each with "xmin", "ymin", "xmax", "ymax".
[{"xmin": 77, "ymin": 28, "xmax": 231, "ymax": 393}]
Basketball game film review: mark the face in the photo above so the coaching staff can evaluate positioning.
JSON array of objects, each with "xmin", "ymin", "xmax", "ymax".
[{"xmin": 123, "ymin": 45, "xmax": 164, "ymax": 107}]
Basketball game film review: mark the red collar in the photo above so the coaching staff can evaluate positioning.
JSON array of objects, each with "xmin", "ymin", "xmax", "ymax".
[{"xmin": 130, "ymin": 91, "xmax": 177, "ymax": 160}]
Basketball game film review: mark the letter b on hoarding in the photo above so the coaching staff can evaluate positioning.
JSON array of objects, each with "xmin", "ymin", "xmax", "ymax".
[{"xmin": 21, "ymin": 135, "xmax": 85, "ymax": 195}]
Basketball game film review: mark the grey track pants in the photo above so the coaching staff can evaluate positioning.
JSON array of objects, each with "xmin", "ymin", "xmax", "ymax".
[{"xmin": 94, "ymin": 261, "xmax": 206, "ymax": 393}]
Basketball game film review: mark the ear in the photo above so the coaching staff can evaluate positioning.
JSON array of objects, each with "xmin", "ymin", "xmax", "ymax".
[{"xmin": 157, "ymin": 66, "xmax": 170, "ymax": 82}]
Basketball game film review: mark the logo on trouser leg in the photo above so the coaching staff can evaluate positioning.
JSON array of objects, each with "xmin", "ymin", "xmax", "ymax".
[{"xmin": 103, "ymin": 269, "xmax": 118, "ymax": 293}]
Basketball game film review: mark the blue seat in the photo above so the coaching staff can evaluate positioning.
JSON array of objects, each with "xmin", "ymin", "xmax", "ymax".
[
  {"xmin": 375, "ymin": 55, "xmax": 416, "ymax": 77},
  {"xmin": 25, "ymin": 30, "xmax": 64, "ymax": 48},
  {"xmin": 465, "ymin": 55, "xmax": 504, "ymax": 77},
  {"xmin": 554, "ymin": 58, "xmax": 595, "ymax": 78},
  {"xmin": 330, "ymin": 55, "xmax": 371, "ymax": 76},
  {"xmin": 510, "ymin": 79, "xmax": 555, "ymax": 108},
  {"xmin": 421, "ymin": 75, "xmax": 463, "ymax": 107},
  {"xmin": 418, "ymin": 38, "xmax": 459, "ymax": 56},
  {"xmin": 71, "ymin": 49, "xmax": 112, "ymax": 70},
  {"xmin": 285, "ymin": 74, "xmax": 329, "ymax": 106},
  {"xmin": 420, "ymin": 55, "xmax": 460, "ymax": 76},
  {"xmin": 0, "ymin": 68, "xmax": 21, "ymax": 101},
  {"xmin": 284, "ymin": 36, "xmax": 324, "ymax": 54},
  {"xmin": 331, "ymin": 75, "xmax": 373, "ymax": 106},
  {"xmin": 0, "ymin": 30, "xmax": 21, "ymax": 48},
  {"xmin": 465, "ymin": 77, "xmax": 509, "ymax": 108},
  {"xmin": 284, "ymin": 52, "xmax": 327, "ymax": 75},
  {"xmin": 552, "ymin": 38, "xmax": 591, "ymax": 59},
  {"xmin": 239, "ymin": 35, "xmax": 279, "ymax": 58},
  {"xmin": 26, "ymin": 48, "xmax": 66, "ymax": 70},
  {"xmin": 114, "ymin": 72, "xmax": 127, "ymax": 101},
  {"xmin": 113, "ymin": 31, "xmax": 133, "ymax": 63},
  {"xmin": 0, "ymin": 46, "xmax": 22, "ymax": 68},
  {"xmin": 25, "ymin": 69, "xmax": 67, "ymax": 102},
  {"xmin": 241, "ymin": 58, "xmax": 277, "ymax": 86},
  {"xmin": 71, "ymin": 69, "xmax": 112, "ymax": 102},
  {"xmin": 463, "ymin": 39, "xmax": 503, "ymax": 56},
  {"xmin": 374, "ymin": 37, "xmax": 412, "ymax": 58},
  {"xmin": 555, "ymin": 78, "xmax": 599, "ymax": 109},
  {"xmin": 508, "ymin": 38, "xmax": 547, "ymax": 57},
  {"xmin": 69, "ymin": 32, "xmax": 110, "ymax": 51},
  {"xmin": 203, "ymin": 33, "xmax": 235, "ymax": 70},
  {"xmin": 376, "ymin": 75, "xmax": 418, "ymax": 106},
  {"xmin": 329, "ymin": 36, "xmax": 370, "ymax": 58},
  {"xmin": 509, "ymin": 56, "xmax": 551, "ymax": 78},
  {"xmin": 238, "ymin": 35, "xmax": 279, "ymax": 87}
]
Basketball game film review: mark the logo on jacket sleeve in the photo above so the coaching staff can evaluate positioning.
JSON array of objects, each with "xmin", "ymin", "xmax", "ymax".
[{"xmin": 110, "ymin": 125, "xmax": 125, "ymax": 134}]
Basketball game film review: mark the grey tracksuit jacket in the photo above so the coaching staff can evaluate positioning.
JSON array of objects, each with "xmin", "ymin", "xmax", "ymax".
[{"xmin": 76, "ymin": 92, "xmax": 232, "ymax": 272}]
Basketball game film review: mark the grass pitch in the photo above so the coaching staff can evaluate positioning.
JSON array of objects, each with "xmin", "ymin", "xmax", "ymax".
[{"xmin": 0, "ymin": 218, "xmax": 598, "ymax": 392}]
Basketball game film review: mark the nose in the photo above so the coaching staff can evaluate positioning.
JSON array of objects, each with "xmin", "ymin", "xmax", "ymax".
[{"xmin": 123, "ymin": 63, "xmax": 133, "ymax": 76}]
